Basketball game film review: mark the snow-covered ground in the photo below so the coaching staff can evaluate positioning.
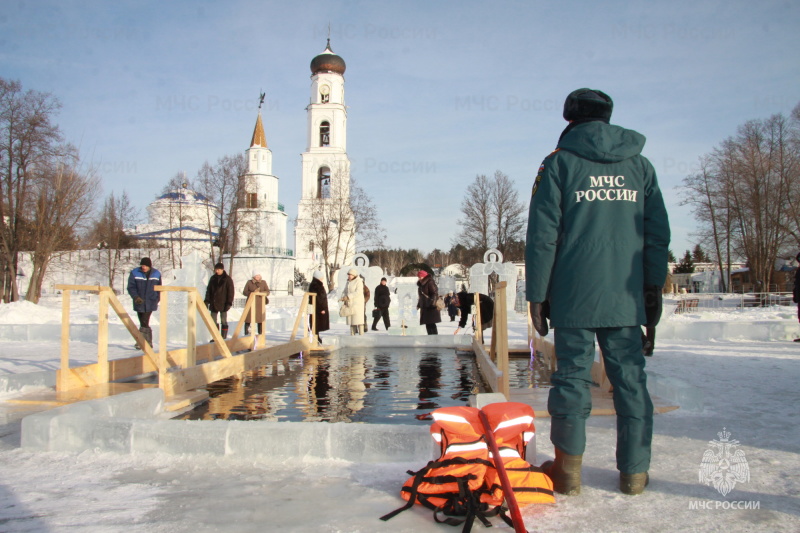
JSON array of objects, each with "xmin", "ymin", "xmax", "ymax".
[{"xmin": 0, "ymin": 298, "xmax": 799, "ymax": 532}]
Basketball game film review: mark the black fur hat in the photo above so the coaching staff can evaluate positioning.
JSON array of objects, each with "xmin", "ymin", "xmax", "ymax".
[{"xmin": 563, "ymin": 88, "xmax": 613, "ymax": 122}]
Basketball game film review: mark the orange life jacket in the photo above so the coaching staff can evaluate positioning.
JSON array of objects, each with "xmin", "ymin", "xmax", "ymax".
[{"xmin": 380, "ymin": 402, "xmax": 554, "ymax": 530}]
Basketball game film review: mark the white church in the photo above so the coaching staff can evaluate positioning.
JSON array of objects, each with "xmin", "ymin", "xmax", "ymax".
[
  {"xmin": 17, "ymin": 40, "xmax": 357, "ymax": 299},
  {"xmin": 293, "ymin": 39, "xmax": 356, "ymax": 284},
  {"xmin": 235, "ymin": 38, "xmax": 356, "ymax": 291}
]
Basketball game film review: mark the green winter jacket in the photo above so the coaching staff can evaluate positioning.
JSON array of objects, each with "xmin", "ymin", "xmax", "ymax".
[{"xmin": 525, "ymin": 121, "xmax": 670, "ymax": 328}]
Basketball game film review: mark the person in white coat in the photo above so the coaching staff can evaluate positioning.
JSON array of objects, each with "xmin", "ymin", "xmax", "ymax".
[{"xmin": 342, "ymin": 268, "xmax": 366, "ymax": 335}]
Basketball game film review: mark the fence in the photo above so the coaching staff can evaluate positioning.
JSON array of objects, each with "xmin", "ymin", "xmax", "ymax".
[{"xmin": 667, "ymin": 292, "xmax": 794, "ymax": 311}]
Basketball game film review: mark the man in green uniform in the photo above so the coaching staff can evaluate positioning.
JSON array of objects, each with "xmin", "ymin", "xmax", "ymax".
[{"xmin": 525, "ymin": 89, "xmax": 670, "ymax": 496}]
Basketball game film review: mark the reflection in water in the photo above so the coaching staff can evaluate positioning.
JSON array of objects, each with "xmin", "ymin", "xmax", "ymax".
[
  {"xmin": 417, "ymin": 352, "xmax": 441, "ymax": 410},
  {"xmin": 179, "ymin": 347, "xmax": 485, "ymax": 425},
  {"xmin": 507, "ymin": 352, "xmax": 553, "ymax": 389}
]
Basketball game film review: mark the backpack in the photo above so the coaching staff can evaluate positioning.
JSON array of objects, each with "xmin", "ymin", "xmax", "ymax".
[{"xmin": 380, "ymin": 402, "xmax": 554, "ymax": 530}]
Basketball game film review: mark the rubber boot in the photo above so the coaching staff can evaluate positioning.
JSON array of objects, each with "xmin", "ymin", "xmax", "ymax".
[
  {"xmin": 141, "ymin": 326, "xmax": 153, "ymax": 348},
  {"xmin": 221, "ymin": 325, "xmax": 229, "ymax": 339},
  {"xmin": 257, "ymin": 323, "xmax": 263, "ymax": 335},
  {"xmin": 620, "ymin": 472, "xmax": 649, "ymax": 495},
  {"xmin": 244, "ymin": 323, "xmax": 250, "ymax": 336},
  {"xmin": 541, "ymin": 448, "xmax": 583, "ymax": 495}
]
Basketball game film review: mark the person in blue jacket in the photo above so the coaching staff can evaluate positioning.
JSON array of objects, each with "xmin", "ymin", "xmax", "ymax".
[
  {"xmin": 126, "ymin": 257, "xmax": 162, "ymax": 349},
  {"xmin": 525, "ymin": 89, "xmax": 670, "ymax": 496}
]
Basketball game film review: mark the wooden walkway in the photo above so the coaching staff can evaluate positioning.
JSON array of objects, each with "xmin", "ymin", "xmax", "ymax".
[{"xmin": 509, "ymin": 387, "xmax": 679, "ymax": 418}]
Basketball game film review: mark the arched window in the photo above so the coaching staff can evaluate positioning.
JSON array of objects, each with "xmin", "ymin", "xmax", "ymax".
[
  {"xmin": 320, "ymin": 121, "xmax": 330, "ymax": 147},
  {"xmin": 317, "ymin": 167, "xmax": 331, "ymax": 199}
]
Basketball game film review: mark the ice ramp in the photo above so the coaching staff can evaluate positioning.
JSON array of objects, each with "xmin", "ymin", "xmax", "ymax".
[{"xmin": 20, "ymin": 388, "xmax": 435, "ymax": 463}]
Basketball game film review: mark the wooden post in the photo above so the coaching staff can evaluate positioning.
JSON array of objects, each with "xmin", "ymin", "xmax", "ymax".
[
  {"xmin": 256, "ymin": 292, "xmax": 266, "ymax": 349},
  {"xmin": 159, "ymin": 289, "xmax": 168, "ymax": 389},
  {"xmin": 97, "ymin": 289, "xmax": 110, "ymax": 385},
  {"xmin": 187, "ymin": 289, "xmax": 197, "ymax": 366},
  {"xmin": 59, "ymin": 289, "xmax": 71, "ymax": 391},
  {"xmin": 475, "ymin": 292, "xmax": 484, "ymax": 347},
  {"xmin": 495, "ymin": 282, "xmax": 510, "ymax": 399},
  {"xmin": 289, "ymin": 294, "xmax": 310, "ymax": 341}
]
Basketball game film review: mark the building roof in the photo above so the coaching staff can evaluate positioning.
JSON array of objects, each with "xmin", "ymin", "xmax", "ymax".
[
  {"xmin": 310, "ymin": 39, "xmax": 346, "ymax": 75},
  {"xmin": 154, "ymin": 188, "xmax": 217, "ymax": 208},
  {"xmin": 250, "ymin": 111, "xmax": 268, "ymax": 148}
]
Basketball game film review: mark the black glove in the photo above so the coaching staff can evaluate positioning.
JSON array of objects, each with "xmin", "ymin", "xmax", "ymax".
[
  {"xmin": 134, "ymin": 296, "xmax": 144, "ymax": 306},
  {"xmin": 530, "ymin": 301, "xmax": 550, "ymax": 337},
  {"xmin": 644, "ymin": 285, "xmax": 663, "ymax": 327}
]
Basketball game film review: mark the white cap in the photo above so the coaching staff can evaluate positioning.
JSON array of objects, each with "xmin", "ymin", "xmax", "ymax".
[{"xmin": 313, "ymin": 270, "xmax": 324, "ymax": 280}]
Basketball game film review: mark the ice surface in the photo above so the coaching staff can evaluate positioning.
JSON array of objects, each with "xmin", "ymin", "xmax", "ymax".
[{"xmin": 4, "ymin": 300, "xmax": 800, "ymax": 531}]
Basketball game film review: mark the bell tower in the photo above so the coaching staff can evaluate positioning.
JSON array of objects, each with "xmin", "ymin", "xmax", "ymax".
[
  {"xmin": 237, "ymin": 95, "xmax": 288, "ymax": 254},
  {"xmin": 295, "ymin": 39, "xmax": 354, "ymax": 283}
]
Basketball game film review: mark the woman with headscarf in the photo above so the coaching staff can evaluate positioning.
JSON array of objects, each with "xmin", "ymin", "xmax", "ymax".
[
  {"xmin": 341, "ymin": 268, "xmax": 366, "ymax": 335},
  {"xmin": 242, "ymin": 271, "xmax": 270, "ymax": 336},
  {"xmin": 417, "ymin": 269, "xmax": 441, "ymax": 335}
]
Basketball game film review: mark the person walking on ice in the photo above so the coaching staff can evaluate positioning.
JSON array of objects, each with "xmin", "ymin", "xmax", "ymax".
[
  {"xmin": 127, "ymin": 257, "xmax": 161, "ymax": 350},
  {"xmin": 525, "ymin": 88, "xmax": 670, "ymax": 496},
  {"xmin": 204, "ymin": 262, "xmax": 235, "ymax": 340},
  {"xmin": 371, "ymin": 277, "xmax": 391, "ymax": 331}
]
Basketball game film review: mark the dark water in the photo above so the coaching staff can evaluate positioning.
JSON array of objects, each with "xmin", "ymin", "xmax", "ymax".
[
  {"xmin": 178, "ymin": 347, "xmax": 487, "ymax": 424},
  {"xmin": 507, "ymin": 352, "xmax": 554, "ymax": 390}
]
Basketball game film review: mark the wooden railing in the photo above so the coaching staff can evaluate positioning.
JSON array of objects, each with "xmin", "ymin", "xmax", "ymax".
[
  {"xmin": 471, "ymin": 283, "xmax": 510, "ymax": 399},
  {"xmin": 55, "ymin": 285, "xmax": 314, "ymax": 398}
]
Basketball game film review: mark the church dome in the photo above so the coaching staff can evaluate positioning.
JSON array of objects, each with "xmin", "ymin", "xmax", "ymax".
[{"xmin": 310, "ymin": 40, "xmax": 346, "ymax": 76}]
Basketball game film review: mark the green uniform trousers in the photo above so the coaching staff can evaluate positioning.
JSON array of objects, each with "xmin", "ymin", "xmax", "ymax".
[{"xmin": 549, "ymin": 326, "xmax": 653, "ymax": 474}]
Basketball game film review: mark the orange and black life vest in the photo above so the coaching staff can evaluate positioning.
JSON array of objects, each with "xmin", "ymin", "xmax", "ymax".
[{"xmin": 380, "ymin": 402, "xmax": 554, "ymax": 531}]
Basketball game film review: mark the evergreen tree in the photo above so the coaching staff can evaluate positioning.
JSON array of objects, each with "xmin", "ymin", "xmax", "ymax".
[
  {"xmin": 668, "ymin": 249, "xmax": 677, "ymax": 263},
  {"xmin": 692, "ymin": 244, "xmax": 709, "ymax": 263},
  {"xmin": 674, "ymin": 250, "xmax": 696, "ymax": 273}
]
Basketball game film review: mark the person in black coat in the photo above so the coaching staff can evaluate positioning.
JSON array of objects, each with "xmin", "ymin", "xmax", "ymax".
[
  {"xmin": 371, "ymin": 277, "xmax": 391, "ymax": 331},
  {"xmin": 204, "ymin": 262, "xmax": 235, "ymax": 339},
  {"xmin": 453, "ymin": 290, "xmax": 494, "ymax": 343},
  {"xmin": 126, "ymin": 257, "xmax": 161, "ymax": 349},
  {"xmin": 308, "ymin": 270, "xmax": 330, "ymax": 343},
  {"xmin": 417, "ymin": 270, "xmax": 441, "ymax": 335}
]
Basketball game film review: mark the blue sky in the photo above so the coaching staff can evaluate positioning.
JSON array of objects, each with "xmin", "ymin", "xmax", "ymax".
[{"xmin": 2, "ymin": 0, "xmax": 799, "ymax": 258}]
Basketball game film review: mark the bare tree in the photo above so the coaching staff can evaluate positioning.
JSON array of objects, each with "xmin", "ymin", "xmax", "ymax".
[
  {"xmin": 296, "ymin": 171, "xmax": 383, "ymax": 286},
  {"xmin": 456, "ymin": 171, "xmax": 526, "ymax": 256},
  {"xmin": 456, "ymin": 174, "xmax": 492, "ymax": 250},
  {"xmin": 684, "ymin": 107, "xmax": 799, "ymax": 292},
  {"xmin": 490, "ymin": 170, "xmax": 527, "ymax": 256},
  {"xmin": 25, "ymin": 158, "xmax": 100, "ymax": 302},
  {"xmin": 0, "ymin": 78, "xmax": 66, "ymax": 302},
  {"xmin": 350, "ymin": 177, "xmax": 385, "ymax": 251},
  {"xmin": 89, "ymin": 190, "xmax": 140, "ymax": 291},
  {"xmin": 297, "ymin": 173, "xmax": 354, "ymax": 286},
  {"xmin": 681, "ymin": 156, "xmax": 734, "ymax": 291},
  {"xmin": 195, "ymin": 154, "xmax": 249, "ymax": 276}
]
